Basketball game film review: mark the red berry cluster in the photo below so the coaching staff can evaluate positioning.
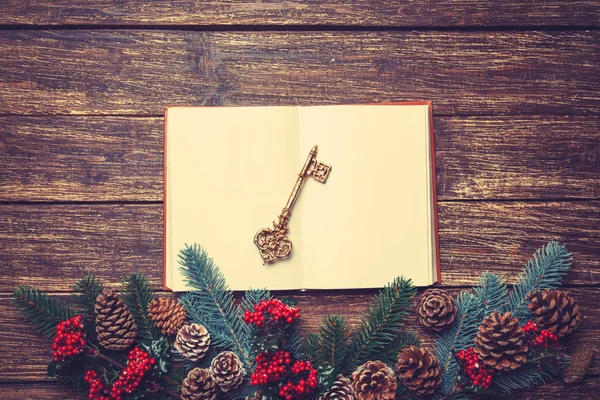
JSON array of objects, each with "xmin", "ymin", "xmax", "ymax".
[
  {"xmin": 84, "ymin": 370, "xmax": 110, "ymax": 400},
  {"xmin": 52, "ymin": 315, "xmax": 86, "ymax": 362},
  {"xmin": 456, "ymin": 347, "xmax": 492, "ymax": 390},
  {"xmin": 278, "ymin": 361, "xmax": 318, "ymax": 400},
  {"xmin": 244, "ymin": 299, "xmax": 300, "ymax": 327},
  {"xmin": 523, "ymin": 321, "xmax": 559, "ymax": 347},
  {"xmin": 250, "ymin": 350, "xmax": 292, "ymax": 385},
  {"xmin": 110, "ymin": 347, "xmax": 156, "ymax": 399}
]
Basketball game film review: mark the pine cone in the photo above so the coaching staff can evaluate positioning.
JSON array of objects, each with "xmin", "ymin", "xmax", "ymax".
[
  {"xmin": 147, "ymin": 297, "xmax": 187, "ymax": 336},
  {"xmin": 396, "ymin": 346, "xmax": 442, "ymax": 395},
  {"xmin": 175, "ymin": 324, "xmax": 211, "ymax": 361},
  {"xmin": 417, "ymin": 289, "xmax": 457, "ymax": 332},
  {"xmin": 94, "ymin": 290, "xmax": 137, "ymax": 351},
  {"xmin": 319, "ymin": 375, "xmax": 355, "ymax": 400},
  {"xmin": 245, "ymin": 392, "xmax": 261, "ymax": 400},
  {"xmin": 351, "ymin": 360, "xmax": 397, "ymax": 400},
  {"xmin": 562, "ymin": 346, "xmax": 596, "ymax": 384},
  {"xmin": 181, "ymin": 367, "xmax": 217, "ymax": 400},
  {"xmin": 209, "ymin": 351, "xmax": 246, "ymax": 392},
  {"xmin": 474, "ymin": 311, "xmax": 528, "ymax": 372},
  {"xmin": 528, "ymin": 289, "xmax": 582, "ymax": 338}
]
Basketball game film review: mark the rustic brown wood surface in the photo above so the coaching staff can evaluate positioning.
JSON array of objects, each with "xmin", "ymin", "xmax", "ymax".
[
  {"xmin": 1, "ymin": 1, "xmax": 598, "ymax": 27},
  {"xmin": 0, "ymin": 1, "xmax": 598, "ymax": 399}
]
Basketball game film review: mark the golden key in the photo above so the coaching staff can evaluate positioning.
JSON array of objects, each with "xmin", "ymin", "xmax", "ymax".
[{"xmin": 254, "ymin": 145, "xmax": 331, "ymax": 264}]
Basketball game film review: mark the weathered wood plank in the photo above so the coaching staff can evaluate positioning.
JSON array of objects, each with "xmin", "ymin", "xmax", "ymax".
[
  {"xmin": 0, "ymin": 202, "xmax": 597, "ymax": 291},
  {"xmin": 0, "ymin": 117, "xmax": 162, "ymax": 202},
  {"xmin": 0, "ymin": 1, "xmax": 597, "ymax": 27},
  {"xmin": 0, "ymin": 31, "xmax": 598, "ymax": 116},
  {"xmin": 1, "ymin": 116, "xmax": 597, "ymax": 202},
  {"xmin": 1, "ymin": 287, "xmax": 598, "ymax": 382},
  {"xmin": 0, "ymin": 380, "xmax": 598, "ymax": 400}
]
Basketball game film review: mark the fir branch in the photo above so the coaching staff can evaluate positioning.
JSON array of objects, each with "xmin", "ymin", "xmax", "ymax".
[
  {"xmin": 301, "ymin": 333, "xmax": 321, "ymax": 363},
  {"xmin": 13, "ymin": 286, "xmax": 73, "ymax": 339},
  {"xmin": 120, "ymin": 273, "xmax": 161, "ymax": 341},
  {"xmin": 474, "ymin": 272, "xmax": 508, "ymax": 320},
  {"xmin": 378, "ymin": 331, "xmax": 420, "ymax": 368},
  {"xmin": 434, "ymin": 292, "xmax": 483, "ymax": 395},
  {"xmin": 507, "ymin": 241, "xmax": 571, "ymax": 323},
  {"xmin": 283, "ymin": 323, "xmax": 303, "ymax": 361},
  {"xmin": 177, "ymin": 244, "xmax": 252, "ymax": 369},
  {"xmin": 492, "ymin": 364, "xmax": 559, "ymax": 393},
  {"xmin": 341, "ymin": 277, "xmax": 416, "ymax": 374},
  {"xmin": 72, "ymin": 274, "xmax": 104, "ymax": 342},
  {"xmin": 315, "ymin": 315, "xmax": 350, "ymax": 371}
]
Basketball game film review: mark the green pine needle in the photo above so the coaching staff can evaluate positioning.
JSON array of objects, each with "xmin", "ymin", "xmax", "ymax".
[
  {"xmin": 177, "ymin": 244, "xmax": 253, "ymax": 370},
  {"xmin": 507, "ymin": 241, "xmax": 572, "ymax": 323},
  {"xmin": 13, "ymin": 286, "xmax": 73, "ymax": 339},
  {"xmin": 493, "ymin": 364, "xmax": 559, "ymax": 393},
  {"xmin": 120, "ymin": 273, "xmax": 161, "ymax": 340},
  {"xmin": 72, "ymin": 274, "xmax": 104, "ymax": 341},
  {"xmin": 474, "ymin": 272, "xmax": 508, "ymax": 319},
  {"xmin": 341, "ymin": 277, "xmax": 416, "ymax": 374},
  {"xmin": 301, "ymin": 333, "xmax": 321, "ymax": 362},
  {"xmin": 315, "ymin": 315, "xmax": 350, "ymax": 371},
  {"xmin": 435, "ymin": 292, "xmax": 483, "ymax": 395}
]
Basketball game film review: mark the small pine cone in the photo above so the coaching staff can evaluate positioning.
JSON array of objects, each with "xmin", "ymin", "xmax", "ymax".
[
  {"xmin": 474, "ymin": 311, "xmax": 528, "ymax": 372},
  {"xmin": 245, "ymin": 392, "xmax": 261, "ymax": 400},
  {"xmin": 175, "ymin": 324, "xmax": 211, "ymax": 361},
  {"xmin": 209, "ymin": 351, "xmax": 246, "ymax": 392},
  {"xmin": 319, "ymin": 375, "xmax": 355, "ymax": 400},
  {"xmin": 528, "ymin": 289, "xmax": 582, "ymax": 338},
  {"xmin": 147, "ymin": 297, "xmax": 187, "ymax": 336},
  {"xmin": 181, "ymin": 367, "xmax": 217, "ymax": 400},
  {"xmin": 94, "ymin": 291, "xmax": 137, "ymax": 351},
  {"xmin": 351, "ymin": 360, "xmax": 397, "ymax": 400},
  {"xmin": 562, "ymin": 346, "xmax": 596, "ymax": 384},
  {"xmin": 417, "ymin": 289, "xmax": 457, "ymax": 332},
  {"xmin": 396, "ymin": 346, "xmax": 442, "ymax": 395}
]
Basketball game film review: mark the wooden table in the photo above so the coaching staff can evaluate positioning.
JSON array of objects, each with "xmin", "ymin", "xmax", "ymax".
[{"xmin": 0, "ymin": 1, "xmax": 598, "ymax": 399}]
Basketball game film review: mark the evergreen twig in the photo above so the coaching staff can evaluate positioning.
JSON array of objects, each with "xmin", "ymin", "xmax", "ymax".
[
  {"xmin": 72, "ymin": 274, "xmax": 104, "ymax": 342},
  {"xmin": 13, "ymin": 286, "xmax": 73, "ymax": 339},
  {"xmin": 474, "ymin": 272, "xmax": 508, "ymax": 321},
  {"xmin": 177, "ymin": 244, "xmax": 253, "ymax": 369},
  {"xmin": 341, "ymin": 277, "xmax": 416, "ymax": 374},
  {"xmin": 507, "ymin": 241, "xmax": 572, "ymax": 324},
  {"xmin": 434, "ymin": 292, "xmax": 483, "ymax": 395},
  {"xmin": 120, "ymin": 273, "xmax": 161, "ymax": 340},
  {"xmin": 314, "ymin": 315, "xmax": 350, "ymax": 371}
]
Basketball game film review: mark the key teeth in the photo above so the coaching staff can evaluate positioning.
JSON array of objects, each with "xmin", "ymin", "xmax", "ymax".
[{"xmin": 311, "ymin": 161, "xmax": 332, "ymax": 183}]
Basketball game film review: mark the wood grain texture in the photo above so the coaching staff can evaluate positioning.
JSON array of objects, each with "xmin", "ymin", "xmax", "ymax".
[
  {"xmin": 0, "ymin": 31, "xmax": 598, "ymax": 116},
  {"xmin": 0, "ymin": 201, "xmax": 597, "ymax": 291},
  {"xmin": 1, "ymin": 116, "xmax": 597, "ymax": 202},
  {"xmin": 0, "ymin": 1, "xmax": 598, "ymax": 27},
  {"xmin": 1, "ymin": 382, "xmax": 599, "ymax": 400},
  {"xmin": 1, "ymin": 287, "xmax": 599, "ymax": 382}
]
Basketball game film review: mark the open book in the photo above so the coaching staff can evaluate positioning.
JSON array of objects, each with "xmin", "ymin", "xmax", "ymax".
[{"xmin": 164, "ymin": 103, "xmax": 440, "ymax": 291}]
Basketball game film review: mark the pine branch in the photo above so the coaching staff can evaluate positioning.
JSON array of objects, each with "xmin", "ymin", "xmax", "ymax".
[
  {"xmin": 474, "ymin": 272, "xmax": 508, "ymax": 320},
  {"xmin": 315, "ymin": 315, "xmax": 350, "ymax": 371},
  {"xmin": 434, "ymin": 292, "xmax": 483, "ymax": 395},
  {"xmin": 341, "ymin": 277, "xmax": 416, "ymax": 374},
  {"xmin": 120, "ymin": 273, "xmax": 161, "ymax": 341},
  {"xmin": 72, "ymin": 274, "xmax": 104, "ymax": 342},
  {"xmin": 378, "ymin": 331, "xmax": 420, "ymax": 368},
  {"xmin": 492, "ymin": 364, "xmax": 559, "ymax": 393},
  {"xmin": 507, "ymin": 241, "xmax": 571, "ymax": 323},
  {"xmin": 301, "ymin": 333, "xmax": 321, "ymax": 363},
  {"xmin": 283, "ymin": 323, "xmax": 303, "ymax": 361},
  {"xmin": 13, "ymin": 286, "xmax": 73, "ymax": 339},
  {"xmin": 177, "ymin": 244, "xmax": 252, "ymax": 370}
]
